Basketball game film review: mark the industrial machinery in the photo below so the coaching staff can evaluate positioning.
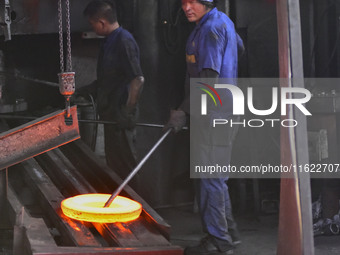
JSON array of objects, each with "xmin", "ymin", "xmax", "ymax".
[
  {"xmin": 1, "ymin": 0, "xmax": 340, "ymax": 254},
  {"xmin": 0, "ymin": 1, "xmax": 183, "ymax": 254}
]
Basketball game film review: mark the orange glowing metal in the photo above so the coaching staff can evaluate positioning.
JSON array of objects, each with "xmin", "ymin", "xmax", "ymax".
[{"xmin": 61, "ymin": 194, "xmax": 142, "ymax": 223}]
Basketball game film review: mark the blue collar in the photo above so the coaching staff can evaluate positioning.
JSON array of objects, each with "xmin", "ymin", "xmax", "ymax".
[{"xmin": 196, "ymin": 7, "xmax": 217, "ymax": 28}]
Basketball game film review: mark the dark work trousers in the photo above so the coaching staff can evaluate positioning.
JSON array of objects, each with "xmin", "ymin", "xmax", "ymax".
[{"xmin": 104, "ymin": 124, "xmax": 138, "ymax": 185}]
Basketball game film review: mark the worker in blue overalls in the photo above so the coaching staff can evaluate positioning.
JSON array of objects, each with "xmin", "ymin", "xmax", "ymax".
[{"xmin": 165, "ymin": 0, "xmax": 244, "ymax": 254}]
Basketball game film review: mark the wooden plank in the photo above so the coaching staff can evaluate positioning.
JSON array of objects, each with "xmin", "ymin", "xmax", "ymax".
[{"xmin": 20, "ymin": 159, "xmax": 101, "ymax": 247}]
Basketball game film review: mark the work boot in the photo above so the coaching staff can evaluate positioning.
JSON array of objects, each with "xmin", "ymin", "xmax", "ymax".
[
  {"xmin": 232, "ymin": 239, "xmax": 241, "ymax": 246},
  {"xmin": 230, "ymin": 230, "xmax": 241, "ymax": 246},
  {"xmin": 184, "ymin": 235, "xmax": 234, "ymax": 255}
]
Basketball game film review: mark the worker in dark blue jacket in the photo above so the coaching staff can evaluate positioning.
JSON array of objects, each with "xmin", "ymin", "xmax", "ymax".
[
  {"xmin": 82, "ymin": 0, "xmax": 144, "ymax": 180},
  {"xmin": 165, "ymin": 1, "xmax": 244, "ymax": 254}
]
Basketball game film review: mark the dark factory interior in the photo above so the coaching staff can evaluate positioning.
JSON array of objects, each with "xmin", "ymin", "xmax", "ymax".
[{"xmin": 1, "ymin": 0, "xmax": 340, "ymax": 254}]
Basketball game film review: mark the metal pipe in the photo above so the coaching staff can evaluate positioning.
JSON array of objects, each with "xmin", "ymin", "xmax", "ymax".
[
  {"xmin": 0, "ymin": 71, "xmax": 59, "ymax": 87},
  {"xmin": 104, "ymin": 129, "xmax": 172, "ymax": 207},
  {"xmin": 0, "ymin": 114, "xmax": 188, "ymax": 130}
]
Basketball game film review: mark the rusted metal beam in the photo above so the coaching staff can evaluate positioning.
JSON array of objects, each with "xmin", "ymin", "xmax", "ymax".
[
  {"xmin": 60, "ymin": 140, "xmax": 171, "ymax": 240},
  {"xmin": 20, "ymin": 158, "xmax": 102, "ymax": 247},
  {"xmin": 37, "ymin": 144, "xmax": 173, "ymax": 248},
  {"xmin": 30, "ymin": 246, "xmax": 184, "ymax": 255},
  {"xmin": 7, "ymin": 185, "xmax": 58, "ymax": 255},
  {"xmin": 0, "ymin": 106, "xmax": 80, "ymax": 170},
  {"xmin": 35, "ymin": 149, "xmax": 144, "ymax": 248}
]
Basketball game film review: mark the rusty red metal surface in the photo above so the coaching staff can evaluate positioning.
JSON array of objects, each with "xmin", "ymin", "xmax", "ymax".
[{"xmin": 0, "ymin": 106, "xmax": 80, "ymax": 170}]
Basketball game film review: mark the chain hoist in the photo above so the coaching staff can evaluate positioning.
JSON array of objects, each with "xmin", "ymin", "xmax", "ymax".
[{"xmin": 58, "ymin": 0, "xmax": 75, "ymax": 120}]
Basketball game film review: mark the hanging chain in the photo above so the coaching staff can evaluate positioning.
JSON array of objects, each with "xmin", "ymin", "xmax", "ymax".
[
  {"xmin": 65, "ymin": 0, "xmax": 72, "ymax": 72},
  {"xmin": 57, "ymin": 0, "xmax": 72, "ymax": 73},
  {"xmin": 58, "ymin": 0, "xmax": 64, "ymax": 73},
  {"xmin": 57, "ymin": 0, "xmax": 75, "ymax": 120}
]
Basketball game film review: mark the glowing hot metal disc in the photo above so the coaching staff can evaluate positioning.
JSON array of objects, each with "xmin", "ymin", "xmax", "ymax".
[{"xmin": 61, "ymin": 194, "xmax": 142, "ymax": 223}]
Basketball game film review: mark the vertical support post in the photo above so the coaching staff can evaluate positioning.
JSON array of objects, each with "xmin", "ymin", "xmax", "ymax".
[
  {"xmin": 3, "ymin": 0, "xmax": 11, "ymax": 41},
  {"xmin": 0, "ymin": 168, "xmax": 8, "ymax": 228},
  {"xmin": 225, "ymin": 0, "xmax": 230, "ymax": 16},
  {"xmin": 276, "ymin": 0, "xmax": 314, "ymax": 254}
]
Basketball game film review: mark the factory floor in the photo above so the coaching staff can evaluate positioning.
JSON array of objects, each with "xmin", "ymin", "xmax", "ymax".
[
  {"xmin": 87, "ymin": 126, "xmax": 340, "ymax": 255},
  {"xmin": 1, "ymin": 206, "xmax": 340, "ymax": 255},
  {"xmin": 1, "ymin": 127, "xmax": 339, "ymax": 255},
  {"xmin": 156, "ymin": 205, "xmax": 340, "ymax": 255}
]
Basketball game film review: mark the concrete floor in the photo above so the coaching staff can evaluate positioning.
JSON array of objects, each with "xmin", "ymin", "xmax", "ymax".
[
  {"xmin": 1, "ymin": 129, "xmax": 339, "ymax": 254},
  {"xmin": 90, "ymin": 128, "xmax": 340, "ymax": 255},
  {"xmin": 156, "ymin": 205, "xmax": 340, "ymax": 255},
  {"xmin": 2, "ymin": 206, "xmax": 340, "ymax": 255}
]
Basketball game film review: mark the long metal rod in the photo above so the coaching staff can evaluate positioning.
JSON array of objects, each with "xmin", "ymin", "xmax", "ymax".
[
  {"xmin": 0, "ymin": 114, "xmax": 188, "ymax": 130},
  {"xmin": 104, "ymin": 129, "xmax": 172, "ymax": 207},
  {"xmin": 0, "ymin": 71, "xmax": 59, "ymax": 87}
]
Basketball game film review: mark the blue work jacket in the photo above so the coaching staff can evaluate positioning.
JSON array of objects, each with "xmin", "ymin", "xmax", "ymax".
[{"xmin": 186, "ymin": 7, "xmax": 240, "ymax": 79}]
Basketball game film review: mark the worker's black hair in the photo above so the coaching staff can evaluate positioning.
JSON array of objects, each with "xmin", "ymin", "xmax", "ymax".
[
  {"xmin": 83, "ymin": 0, "xmax": 117, "ymax": 24},
  {"xmin": 198, "ymin": 0, "xmax": 217, "ymax": 9}
]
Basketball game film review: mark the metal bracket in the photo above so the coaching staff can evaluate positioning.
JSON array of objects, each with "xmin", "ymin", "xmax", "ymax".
[{"xmin": 0, "ymin": 0, "xmax": 12, "ymax": 41}]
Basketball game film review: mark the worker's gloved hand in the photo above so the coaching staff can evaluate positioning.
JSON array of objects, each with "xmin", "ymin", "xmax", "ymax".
[
  {"xmin": 117, "ymin": 105, "xmax": 137, "ymax": 130},
  {"xmin": 164, "ymin": 109, "xmax": 186, "ymax": 133}
]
